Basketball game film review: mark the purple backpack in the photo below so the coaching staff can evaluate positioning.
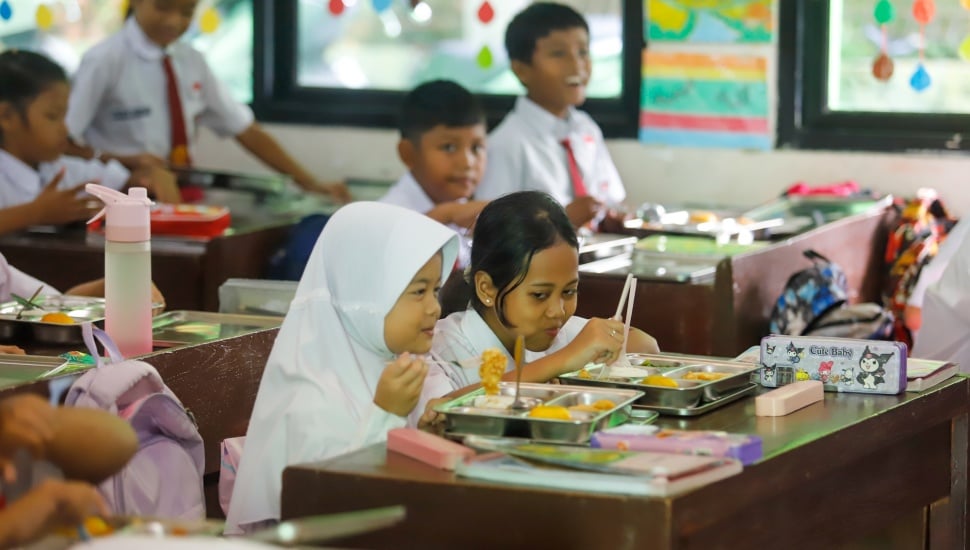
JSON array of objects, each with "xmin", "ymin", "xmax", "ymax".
[{"xmin": 64, "ymin": 326, "xmax": 205, "ymax": 519}]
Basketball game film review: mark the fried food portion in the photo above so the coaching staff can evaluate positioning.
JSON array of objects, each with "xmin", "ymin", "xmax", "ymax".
[{"xmin": 479, "ymin": 348, "xmax": 508, "ymax": 396}]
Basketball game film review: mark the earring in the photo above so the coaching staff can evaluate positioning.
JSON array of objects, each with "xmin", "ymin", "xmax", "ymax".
[{"xmin": 484, "ymin": 298, "xmax": 491, "ymax": 305}]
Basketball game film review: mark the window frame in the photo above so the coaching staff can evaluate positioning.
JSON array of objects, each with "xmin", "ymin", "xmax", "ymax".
[
  {"xmin": 777, "ymin": 0, "xmax": 970, "ymax": 152},
  {"xmin": 253, "ymin": 0, "xmax": 644, "ymax": 137}
]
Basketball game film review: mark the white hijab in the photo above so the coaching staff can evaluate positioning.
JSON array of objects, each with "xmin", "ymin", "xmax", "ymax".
[{"xmin": 225, "ymin": 202, "xmax": 457, "ymax": 533}]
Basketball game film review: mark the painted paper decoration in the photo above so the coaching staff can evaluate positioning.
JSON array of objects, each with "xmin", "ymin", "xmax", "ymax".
[
  {"xmin": 872, "ymin": 53, "xmax": 894, "ymax": 80},
  {"xmin": 910, "ymin": 63, "xmax": 931, "ymax": 90},
  {"xmin": 959, "ymin": 37, "xmax": 970, "ymax": 61},
  {"xmin": 35, "ymin": 4, "xmax": 54, "ymax": 30},
  {"xmin": 0, "ymin": 1, "xmax": 11, "ymax": 22},
  {"xmin": 908, "ymin": 0, "xmax": 935, "ymax": 91},
  {"xmin": 372, "ymin": 0, "xmax": 392, "ymax": 14},
  {"xmin": 477, "ymin": 1, "xmax": 494, "ymax": 24},
  {"xmin": 199, "ymin": 7, "xmax": 220, "ymax": 34},
  {"xmin": 328, "ymin": 0, "xmax": 345, "ymax": 16},
  {"xmin": 476, "ymin": 45, "xmax": 493, "ymax": 68},
  {"xmin": 911, "ymin": 0, "xmax": 934, "ymax": 24},
  {"xmin": 871, "ymin": 0, "xmax": 895, "ymax": 82}
]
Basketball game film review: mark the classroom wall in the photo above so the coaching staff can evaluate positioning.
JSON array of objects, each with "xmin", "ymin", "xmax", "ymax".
[{"xmin": 196, "ymin": 124, "xmax": 970, "ymax": 215}]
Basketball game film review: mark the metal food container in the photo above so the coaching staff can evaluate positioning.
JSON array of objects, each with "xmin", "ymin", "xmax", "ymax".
[
  {"xmin": 0, "ymin": 296, "xmax": 108, "ymax": 344},
  {"xmin": 152, "ymin": 311, "xmax": 283, "ymax": 348},
  {"xmin": 434, "ymin": 382, "xmax": 643, "ymax": 444},
  {"xmin": 0, "ymin": 355, "xmax": 69, "ymax": 390},
  {"xmin": 559, "ymin": 354, "xmax": 759, "ymax": 414}
]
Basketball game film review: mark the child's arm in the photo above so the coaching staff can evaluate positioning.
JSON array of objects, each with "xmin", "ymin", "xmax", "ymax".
[
  {"xmin": 503, "ymin": 317, "xmax": 627, "ymax": 382},
  {"xmin": 425, "ymin": 201, "xmax": 488, "ymax": 229},
  {"xmin": 63, "ymin": 279, "xmax": 166, "ymax": 310},
  {"xmin": 0, "ymin": 478, "xmax": 108, "ymax": 548},
  {"xmin": 626, "ymin": 327, "xmax": 660, "ymax": 354},
  {"xmin": 234, "ymin": 123, "xmax": 351, "ymax": 204},
  {"xmin": 127, "ymin": 165, "xmax": 181, "ymax": 204},
  {"xmin": 46, "ymin": 407, "xmax": 138, "ymax": 484},
  {"xmin": 0, "ymin": 172, "xmax": 98, "ymax": 235},
  {"xmin": 565, "ymin": 196, "xmax": 603, "ymax": 228}
]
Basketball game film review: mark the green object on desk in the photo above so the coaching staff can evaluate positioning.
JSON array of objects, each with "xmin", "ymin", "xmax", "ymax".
[{"xmin": 635, "ymin": 235, "xmax": 768, "ymax": 257}]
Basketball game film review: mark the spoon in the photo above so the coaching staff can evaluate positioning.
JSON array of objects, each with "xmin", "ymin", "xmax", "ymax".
[{"xmin": 510, "ymin": 334, "xmax": 527, "ymax": 410}]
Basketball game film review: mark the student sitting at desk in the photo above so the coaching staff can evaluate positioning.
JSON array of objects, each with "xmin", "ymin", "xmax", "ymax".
[
  {"xmin": 0, "ymin": 50, "xmax": 179, "ymax": 230},
  {"xmin": 380, "ymin": 80, "xmax": 489, "ymax": 269},
  {"xmin": 65, "ymin": 0, "xmax": 350, "ymax": 204},
  {"xmin": 475, "ymin": 2, "xmax": 627, "ymax": 231}
]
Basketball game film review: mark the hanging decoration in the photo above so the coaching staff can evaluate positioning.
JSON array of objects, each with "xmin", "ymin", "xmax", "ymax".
[
  {"xmin": 476, "ymin": 45, "xmax": 493, "ymax": 68},
  {"xmin": 909, "ymin": 0, "xmax": 935, "ymax": 91},
  {"xmin": 959, "ymin": 0, "xmax": 970, "ymax": 60},
  {"xmin": 477, "ymin": 1, "xmax": 494, "ymax": 24},
  {"xmin": 328, "ymin": 0, "xmax": 345, "ymax": 16},
  {"xmin": 0, "ymin": 1, "xmax": 11, "ymax": 22},
  {"xmin": 872, "ymin": 0, "xmax": 895, "ymax": 81},
  {"xmin": 475, "ymin": 1, "xmax": 495, "ymax": 70},
  {"xmin": 199, "ymin": 6, "xmax": 220, "ymax": 34},
  {"xmin": 372, "ymin": 0, "xmax": 392, "ymax": 14},
  {"xmin": 35, "ymin": 3, "xmax": 54, "ymax": 31},
  {"xmin": 120, "ymin": 0, "xmax": 129, "ymax": 18}
]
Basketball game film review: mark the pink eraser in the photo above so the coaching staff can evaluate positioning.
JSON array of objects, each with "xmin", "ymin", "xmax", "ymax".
[
  {"xmin": 755, "ymin": 381, "xmax": 824, "ymax": 417},
  {"xmin": 387, "ymin": 428, "xmax": 474, "ymax": 470}
]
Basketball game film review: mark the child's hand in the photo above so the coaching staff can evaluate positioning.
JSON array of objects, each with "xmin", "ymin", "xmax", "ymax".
[
  {"xmin": 0, "ymin": 479, "xmax": 108, "ymax": 547},
  {"xmin": 0, "ymin": 395, "xmax": 56, "ymax": 473},
  {"xmin": 31, "ymin": 170, "xmax": 101, "ymax": 225},
  {"xmin": 597, "ymin": 209, "xmax": 632, "ymax": 234},
  {"xmin": 373, "ymin": 353, "xmax": 428, "ymax": 417},
  {"xmin": 560, "ymin": 317, "xmax": 625, "ymax": 373},
  {"xmin": 417, "ymin": 397, "xmax": 450, "ymax": 434},
  {"xmin": 565, "ymin": 196, "xmax": 603, "ymax": 228},
  {"xmin": 312, "ymin": 180, "xmax": 352, "ymax": 204},
  {"xmin": 449, "ymin": 201, "xmax": 488, "ymax": 230},
  {"xmin": 0, "ymin": 345, "xmax": 25, "ymax": 355},
  {"xmin": 115, "ymin": 152, "xmax": 168, "ymax": 170},
  {"xmin": 133, "ymin": 166, "xmax": 181, "ymax": 204}
]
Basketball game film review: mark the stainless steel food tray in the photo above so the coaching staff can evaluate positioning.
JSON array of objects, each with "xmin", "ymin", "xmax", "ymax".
[
  {"xmin": 0, "ymin": 355, "xmax": 68, "ymax": 390},
  {"xmin": 152, "ymin": 311, "xmax": 283, "ymax": 348},
  {"xmin": 559, "ymin": 355, "xmax": 759, "ymax": 412},
  {"xmin": 434, "ymin": 382, "xmax": 644, "ymax": 444},
  {"xmin": 0, "ymin": 296, "xmax": 107, "ymax": 344}
]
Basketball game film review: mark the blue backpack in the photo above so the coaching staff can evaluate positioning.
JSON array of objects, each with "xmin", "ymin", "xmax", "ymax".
[
  {"xmin": 266, "ymin": 213, "xmax": 330, "ymax": 281},
  {"xmin": 769, "ymin": 250, "xmax": 848, "ymax": 336}
]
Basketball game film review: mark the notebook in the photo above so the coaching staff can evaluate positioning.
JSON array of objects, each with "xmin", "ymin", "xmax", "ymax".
[{"xmin": 905, "ymin": 358, "xmax": 958, "ymax": 392}]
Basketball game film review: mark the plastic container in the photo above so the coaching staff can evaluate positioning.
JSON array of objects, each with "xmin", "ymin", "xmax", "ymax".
[
  {"xmin": 218, "ymin": 278, "xmax": 297, "ymax": 316},
  {"xmin": 86, "ymin": 184, "xmax": 154, "ymax": 357}
]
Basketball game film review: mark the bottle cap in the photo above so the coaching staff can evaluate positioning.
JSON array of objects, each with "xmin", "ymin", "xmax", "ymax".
[{"xmin": 86, "ymin": 184, "xmax": 153, "ymax": 242}]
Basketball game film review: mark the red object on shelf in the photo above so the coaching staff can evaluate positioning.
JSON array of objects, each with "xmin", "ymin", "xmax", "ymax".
[
  {"xmin": 785, "ymin": 181, "xmax": 861, "ymax": 197},
  {"xmin": 88, "ymin": 204, "xmax": 231, "ymax": 238}
]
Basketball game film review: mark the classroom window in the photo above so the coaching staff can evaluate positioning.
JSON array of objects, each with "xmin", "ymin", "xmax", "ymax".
[
  {"xmin": 256, "ymin": 0, "xmax": 643, "ymax": 137},
  {"xmin": 779, "ymin": 0, "xmax": 970, "ymax": 151},
  {"xmin": 0, "ymin": 0, "xmax": 253, "ymax": 104}
]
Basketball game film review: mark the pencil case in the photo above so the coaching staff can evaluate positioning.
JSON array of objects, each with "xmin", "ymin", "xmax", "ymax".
[
  {"xmin": 590, "ymin": 425, "xmax": 763, "ymax": 465},
  {"xmin": 759, "ymin": 335, "xmax": 907, "ymax": 395}
]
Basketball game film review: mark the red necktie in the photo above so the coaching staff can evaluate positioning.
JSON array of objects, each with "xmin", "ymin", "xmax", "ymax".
[
  {"xmin": 561, "ymin": 138, "xmax": 588, "ymax": 198},
  {"xmin": 162, "ymin": 55, "xmax": 192, "ymax": 167}
]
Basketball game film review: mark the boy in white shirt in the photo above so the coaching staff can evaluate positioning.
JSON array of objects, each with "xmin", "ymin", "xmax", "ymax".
[
  {"xmin": 380, "ymin": 80, "xmax": 488, "ymax": 270},
  {"xmin": 475, "ymin": 2, "xmax": 627, "ymax": 230}
]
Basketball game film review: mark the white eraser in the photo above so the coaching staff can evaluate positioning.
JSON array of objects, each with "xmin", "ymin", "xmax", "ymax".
[{"xmin": 755, "ymin": 381, "xmax": 824, "ymax": 417}]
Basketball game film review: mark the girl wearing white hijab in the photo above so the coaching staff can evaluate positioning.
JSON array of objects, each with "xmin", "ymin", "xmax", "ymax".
[{"xmin": 225, "ymin": 202, "xmax": 458, "ymax": 533}]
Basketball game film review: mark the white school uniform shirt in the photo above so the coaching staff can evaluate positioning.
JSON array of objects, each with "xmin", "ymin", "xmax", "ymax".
[
  {"xmin": 912, "ymin": 223, "xmax": 970, "ymax": 371},
  {"xmin": 417, "ymin": 309, "xmax": 587, "ymax": 414},
  {"xmin": 66, "ymin": 17, "xmax": 254, "ymax": 159},
  {"xmin": 0, "ymin": 150, "xmax": 128, "ymax": 209},
  {"xmin": 0, "ymin": 252, "xmax": 59, "ymax": 302},
  {"xmin": 225, "ymin": 202, "xmax": 458, "ymax": 534},
  {"xmin": 476, "ymin": 96, "xmax": 625, "ymax": 207},
  {"xmin": 379, "ymin": 172, "xmax": 473, "ymax": 269}
]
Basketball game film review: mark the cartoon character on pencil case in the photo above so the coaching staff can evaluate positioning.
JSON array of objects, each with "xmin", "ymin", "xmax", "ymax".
[
  {"xmin": 855, "ymin": 347, "xmax": 894, "ymax": 390},
  {"xmin": 795, "ymin": 368, "xmax": 810, "ymax": 381},
  {"xmin": 840, "ymin": 368, "xmax": 854, "ymax": 386},
  {"xmin": 786, "ymin": 342, "xmax": 805, "ymax": 364},
  {"xmin": 762, "ymin": 365, "xmax": 776, "ymax": 385},
  {"xmin": 817, "ymin": 361, "xmax": 833, "ymax": 383},
  {"xmin": 765, "ymin": 343, "xmax": 776, "ymax": 355}
]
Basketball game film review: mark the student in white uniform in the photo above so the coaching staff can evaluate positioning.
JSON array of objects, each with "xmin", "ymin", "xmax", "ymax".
[
  {"xmin": 66, "ymin": 0, "xmax": 350, "ymax": 203},
  {"xmin": 911, "ymin": 218, "xmax": 970, "ymax": 370},
  {"xmin": 225, "ymin": 202, "xmax": 457, "ymax": 533},
  {"xmin": 0, "ymin": 50, "xmax": 179, "ymax": 229},
  {"xmin": 417, "ymin": 192, "xmax": 658, "ymax": 421},
  {"xmin": 905, "ymin": 218, "xmax": 969, "ymax": 338},
  {"xmin": 380, "ymin": 80, "xmax": 490, "ymax": 270},
  {"xmin": 475, "ymin": 3, "xmax": 627, "ymax": 230}
]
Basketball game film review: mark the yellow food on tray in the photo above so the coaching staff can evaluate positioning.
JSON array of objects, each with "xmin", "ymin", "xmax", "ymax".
[
  {"xmin": 578, "ymin": 369, "xmax": 592, "ymax": 379},
  {"xmin": 689, "ymin": 210, "xmax": 718, "ymax": 224},
  {"xmin": 592, "ymin": 399, "xmax": 615, "ymax": 411},
  {"xmin": 40, "ymin": 311, "xmax": 74, "ymax": 324},
  {"xmin": 56, "ymin": 517, "xmax": 114, "ymax": 538},
  {"xmin": 642, "ymin": 375, "xmax": 678, "ymax": 388},
  {"xmin": 479, "ymin": 348, "xmax": 507, "ymax": 396},
  {"xmin": 683, "ymin": 371, "xmax": 731, "ymax": 381},
  {"xmin": 528, "ymin": 405, "xmax": 571, "ymax": 420}
]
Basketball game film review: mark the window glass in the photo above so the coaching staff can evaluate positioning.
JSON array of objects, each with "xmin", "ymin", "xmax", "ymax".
[
  {"xmin": 295, "ymin": 0, "xmax": 623, "ymax": 98},
  {"xmin": 0, "ymin": 0, "xmax": 252, "ymax": 103},
  {"xmin": 828, "ymin": 0, "xmax": 970, "ymax": 113}
]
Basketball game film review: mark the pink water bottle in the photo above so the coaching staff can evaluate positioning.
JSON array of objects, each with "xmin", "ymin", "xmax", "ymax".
[{"xmin": 86, "ymin": 184, "xmax": 153, "ymax": 357}]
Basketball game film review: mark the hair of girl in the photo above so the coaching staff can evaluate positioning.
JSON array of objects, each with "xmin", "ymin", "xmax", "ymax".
[
  {"xmin": 468, "ymin": 190, "xmax": 578, "ymax": 326},
  {"xmin": 0, "ymin": 50, "xmax": 67, "ymax": 143}
]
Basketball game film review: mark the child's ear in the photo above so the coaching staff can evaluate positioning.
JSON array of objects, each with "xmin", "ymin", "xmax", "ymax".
[
  {"xmin": 0, "ymin": 102, "xmax": 17, "ymax": 129},
  {"xmin": 473, "ymin": 271, "xmax": 498, "ymax": 307},
  {"xmin": 397, "ymin": 138, "xmax": 416, "ymax": 170},
  {"xmin": 510, "ymin": 59, "xmax": 531, "ymax": 87}
]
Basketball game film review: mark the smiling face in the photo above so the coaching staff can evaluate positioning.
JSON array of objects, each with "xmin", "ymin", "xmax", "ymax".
[
  {"xmin": 383, "ymin": 252, "xmax": 443, "ymax": 355},
  {"xmin": 399, "ymin": 123, "xmax": 487, "ymax": 203},
  {"xmin": 131, "ymin": 0, "xmax": 198, "ymax": 47},
  {"xmin": 512, "ymin": 26, "xmax": 591, "ymax": 118},
  {"xmin": 0, "ymin": 81, "xmax": 70, "ymax": 166},
  {"xmin": 478, "ymin": 240, "xmax": 579, "ymax": 353}
]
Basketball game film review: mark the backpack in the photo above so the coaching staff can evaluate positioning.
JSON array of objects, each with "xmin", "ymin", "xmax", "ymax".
[
  {"xmin": 64, "ymin": 325, "xmax": 205, "ymax": 519},
  {"xmin": 265, "ymin": 213, "xmax": 330, "ymax": 280},
  {"xmin": 803, "ymin": 302, "xmax": 894, "ymax": 340},
  {"xmin": 769, "ymin": 250, "xmax": 848, "ymax": 336}
]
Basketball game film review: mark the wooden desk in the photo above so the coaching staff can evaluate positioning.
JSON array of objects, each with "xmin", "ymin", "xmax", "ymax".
[
  {"xmin": 0, "ymin": 224, "xmax": 292, "ymax": 312},
  {"xmin": 576, "ymin": 209, "xmax": 894, "ymax": 356},
  {"xmin": 281, "ymin": 377, "xmax": 968, "ymax": 550}
]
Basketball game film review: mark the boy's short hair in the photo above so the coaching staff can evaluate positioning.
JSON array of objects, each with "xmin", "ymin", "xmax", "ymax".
[
  {"xmin": 398, "ymin": 80, "xmax": 485, "ymax": 142},
  {"xmin": 505, "ymin": 2, "xmax": 589, "ymax": 64}
]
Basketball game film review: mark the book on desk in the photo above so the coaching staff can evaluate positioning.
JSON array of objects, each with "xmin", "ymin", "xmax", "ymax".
[{"xmin": 906, "ymin": 358, "xmax": 959, "ymax": 392}]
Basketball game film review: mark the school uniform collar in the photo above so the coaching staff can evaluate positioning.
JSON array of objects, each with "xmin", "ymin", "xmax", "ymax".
[
  {"xmin": 459, "ymin": 309, "xmax": 514, "ymax": 364},
  {"xmin": 513, "ymin": 96, "xmax": 578, "ymax": 140},
  {"xmin": 398, "ymin": 172, "xmax": 435, "ymax": 213},
  {"xmin": 123, "ymin": 17, "xmax": 171, "ymax": 61},
  {"xmin": 0, "ymin": 149, "xmax": 41, "ymax": 188}
]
